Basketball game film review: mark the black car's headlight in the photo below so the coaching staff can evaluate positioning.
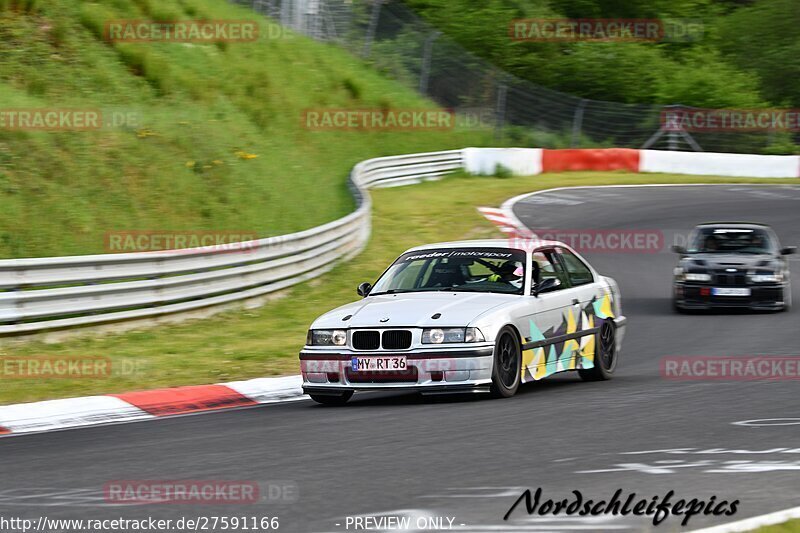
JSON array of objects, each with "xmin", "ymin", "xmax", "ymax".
[
  {"xmin": 674, "ymin": 268, "xmax": 710, "ymax": 282},
  {"xmin": 684, "ymin": 272, "xmax": 711, "ymax": 282},
  {"xmin": 749, "ymin": 272, "xmax": 783, "ymax": 283},
  {"xmin": 307, "ymin": 329, "xmax": 347, "ymax": 346},
  {"xmin": 422, "ymin": 327, "xmax": 485, "ymax": 344}
]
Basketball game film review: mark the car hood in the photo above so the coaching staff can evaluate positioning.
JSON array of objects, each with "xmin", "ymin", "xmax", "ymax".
[
  {"xmin": 682, "ymin": 253, "xmax": 778, "ymax": 270},
  {"xmin": 312, "ymin": 292, "xmax": 516, "ymax": 329}
]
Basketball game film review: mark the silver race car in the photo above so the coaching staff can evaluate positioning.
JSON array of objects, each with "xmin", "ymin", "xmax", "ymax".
[{"xmin": 300, "ymin": 239, "xmax": 626, "ymax": 404}]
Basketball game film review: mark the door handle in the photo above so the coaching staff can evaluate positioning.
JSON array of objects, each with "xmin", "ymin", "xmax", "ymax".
[{"xmin": 572, "ymin": 298, "xmax": 580, "ymax": 305}]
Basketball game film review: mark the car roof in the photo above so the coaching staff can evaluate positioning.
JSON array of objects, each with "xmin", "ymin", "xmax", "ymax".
[
  {"xmin": 696, "ymin": 222, "xmax": 772, "ymax": 230},
  {"xmin": 404, "ymin": 238, "xmax": 564, "ymax": 253}
]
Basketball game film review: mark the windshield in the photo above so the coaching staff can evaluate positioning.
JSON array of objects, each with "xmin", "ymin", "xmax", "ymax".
[
  {"xmin": 370, "ymin": 248, "xmax": 526, "ymax": 296},
  {"xmin": 688, "ymin": 227, "xmax": 775, "ymax": 254}
]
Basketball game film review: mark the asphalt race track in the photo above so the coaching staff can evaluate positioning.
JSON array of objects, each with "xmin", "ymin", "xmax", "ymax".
[{"xmin": 1, "ymin": 185, "xmax": 799, "ymax": 533}]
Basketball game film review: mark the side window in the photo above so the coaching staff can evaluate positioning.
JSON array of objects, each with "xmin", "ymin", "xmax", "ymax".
[
  {"xmin": 558, "ymin": 249, "xmax": 594, "ymax": 286},
  {"xmin": 531, "ymin": 250, "xmax": 568, "ymax": 292}
]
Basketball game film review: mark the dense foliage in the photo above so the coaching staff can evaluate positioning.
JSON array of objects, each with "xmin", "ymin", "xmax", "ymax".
[{"xmin": 404, "ymin": 0, "xmax": 797, "ymax": 109}]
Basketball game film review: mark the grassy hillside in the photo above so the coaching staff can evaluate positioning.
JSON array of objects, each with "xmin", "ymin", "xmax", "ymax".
[{"xmin": 0, "ymin": 0, "xmax": 493, "ymax": 257}]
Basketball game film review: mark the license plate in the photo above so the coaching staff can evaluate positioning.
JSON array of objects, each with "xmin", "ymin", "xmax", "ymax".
[
  {"xmin": 351, "ymin": 356, "xmax": 408, "ymax": 372},
  {"xmin": 712, "ymin": 287, "xmax": 751, "ymax": 297}
]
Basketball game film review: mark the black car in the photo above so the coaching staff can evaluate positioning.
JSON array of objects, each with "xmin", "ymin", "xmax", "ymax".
[{"xmin": 672, "ymin": 222, "xmax": 795, "ymax": 312}]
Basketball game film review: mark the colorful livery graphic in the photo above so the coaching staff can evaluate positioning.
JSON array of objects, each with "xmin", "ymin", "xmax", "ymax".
[{"xmin": 522, "ymin": 293, "xmax": 616, "ymax": 382}]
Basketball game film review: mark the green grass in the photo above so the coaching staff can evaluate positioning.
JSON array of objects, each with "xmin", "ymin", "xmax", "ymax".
[
  {"xmin": 755, "ymin": 520, "xmax": 800, "ymax": 532},
  {"xmin": 0, "ymin": 170, "xmax": 797, "ymax": 405},
  {"xmin": 0, "ymin": 0, "xmax": 493, "ymax": 257}
]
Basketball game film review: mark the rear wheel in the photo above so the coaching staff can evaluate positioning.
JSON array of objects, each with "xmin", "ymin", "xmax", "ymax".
[
  {"xmin": 490, "ymin": 327, "xmax": 521, "ymax": 398},
  {"xmin": 309, "ymin": 391, "xmax": 353, "ymax": 406},
  {"xmin": 579, "ymin": 321, "xmax": 617, "ymax": 381}
]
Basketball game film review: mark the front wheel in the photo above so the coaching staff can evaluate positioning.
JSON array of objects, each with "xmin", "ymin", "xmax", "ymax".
[
  {"xmin": 579, "ymin": 321, "xmax": 617, "ymax": 381},
  {"xmin": 309, "ymin": 391, "xmax": 353, "ymax": 406},
  {"xmin": 490, "ymin": 327, "xmax": 521, "ymax": 398}
]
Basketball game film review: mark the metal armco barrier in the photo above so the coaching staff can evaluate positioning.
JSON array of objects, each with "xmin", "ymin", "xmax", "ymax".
[{"xmin": 0, "ymin": 150, "xmax": 465, "ymax": 334}]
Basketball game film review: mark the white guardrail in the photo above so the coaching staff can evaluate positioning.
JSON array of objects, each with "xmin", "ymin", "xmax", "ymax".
[{"xmin": 0, "ymin": 150, "xmax": 465, "ymax": 335}]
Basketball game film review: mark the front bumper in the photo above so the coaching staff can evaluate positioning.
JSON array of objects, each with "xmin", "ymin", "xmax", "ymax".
[
  {"xmin": 674, "ymin": 282, "xmax": 787, "ymax": 310},
  {"xmin": 300, "ymin": 345, "xmax": 493, "ymax": 394}
]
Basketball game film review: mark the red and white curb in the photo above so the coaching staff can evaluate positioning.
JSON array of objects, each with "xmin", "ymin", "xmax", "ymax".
[
  {"xmin": 476, "ymin": 207, "xmax": 532, "ymax": 238},
  {"xmin": 0, "ymin": 375, "xmax": 305, "ymax": 435}
]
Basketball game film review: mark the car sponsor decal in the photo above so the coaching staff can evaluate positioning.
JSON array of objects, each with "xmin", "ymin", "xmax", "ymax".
[{"xmin": 401, "ymin": 249, "xmax": 517, "ymax": 262}]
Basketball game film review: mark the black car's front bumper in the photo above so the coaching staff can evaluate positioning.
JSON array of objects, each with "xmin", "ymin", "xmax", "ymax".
[{"xmin": 674, "ymin": 282, "xmax": 788, "ymax": 310}]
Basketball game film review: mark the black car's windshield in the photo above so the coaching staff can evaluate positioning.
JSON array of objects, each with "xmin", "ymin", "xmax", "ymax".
[
  {"xmin": 688, "ymin": 227, "xmax": 775, "ymax": 254},
  {"xmin": 370, "ymin": 248, "xmax": 526, "ymax": 296}
]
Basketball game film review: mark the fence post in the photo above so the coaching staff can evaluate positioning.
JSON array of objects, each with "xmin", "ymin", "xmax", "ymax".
[
  {"xmin": 362, "ymin": 0, "xmax": 382, "ymax": 58},
  {"xmin": 495, "ymin": 80, "xmax": 508, "ymax": 139},
  {"xmin": 280, "ymin": 0, "xmax": 292, "ymax": 28},
  {"xmin": 419, "ymin": 31, "xmax": 440, "ymax": 94},
  {"xmin": 570, "ymin": 99, "xmax": 586, "ymax": 147}
]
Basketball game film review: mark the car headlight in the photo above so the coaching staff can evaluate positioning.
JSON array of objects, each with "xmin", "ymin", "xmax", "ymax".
[
  {"xmin": 749, "ymin": 272, "xmax": 783, "ymax": 283},
  {"xmin": 683, "ymin": 273, "xmax": 711, "ymax": 282},
  {"xmin": 422, "ymin": 327, "xmax": 485, "ymax": 344},
  {"xmin": 307, "ymin": 329, "xmax": 347, "ymax": 346}
]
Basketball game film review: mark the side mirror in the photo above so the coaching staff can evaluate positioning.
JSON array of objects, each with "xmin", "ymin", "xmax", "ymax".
[
  {"xmin": 781, "ymin": 246, "xmax": 797, "ymax": 256},
  {"xmin": 357, "ymin": 282, "xmax": 372, "ymax": 297},
  {"xmin": 533, "ymin": 278, "xmax": 561, "ymax": 296},
  {"xmin": 671, "ymin": 245, "xmax": 687, "ymax": 255}
]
